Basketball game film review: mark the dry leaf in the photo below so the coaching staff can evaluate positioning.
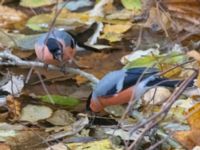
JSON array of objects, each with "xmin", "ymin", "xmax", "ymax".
[
  {"xmin": 187, "ymin": 50, "xmax": 200, "ymax": 62},
  {"xmin": 0, "ymin": 143, "xmax": 11, "ymax": 150},
  {"xmin": 143, "ymin": 87, "xmax": 171, "ymax": 105},
  {"xmin": 174, "ymin": 103, "xmax": 200, "ymax": 149},
  {"xmin": 100, "ymin": 23, "xmax": 132, "ymax": 42},
  {"xmin": 47, "ymin": 110, "xmax": 75, "ymax": 126},
  {"xmin": 46, "ymin": 143, "xmax": 67, "ymax": 150},
  {"xmin": 75, "ymin": 51, "xmax": 127, "ymax": 84},
  {"xmin": 173, "ymin": 130, "xmax": 195, "ymax": 149},
  {"xmin": 20, "ymin": 104, "xmax": 53, "ymax": 123},
  {"xmin": 103, "ymin": 23, "xmax": 132, "ymax": 34},
  {"xmin": 0, "ymin": 5, "xmax": 27, "ymax": 29},
  {"xmin": 6, "ymin": 95, "xmax": 21, "ymax": 121},
  {"xmin": 67, "ymin": 139, "xmax": 122, "ymax": 150},
  {"xmin": 187, "ymin": 103, "xmax": 200, "ymax": 129},
  {"xmin": 6, "ymin": 131, "xmax": 48, "ymax": 149}
]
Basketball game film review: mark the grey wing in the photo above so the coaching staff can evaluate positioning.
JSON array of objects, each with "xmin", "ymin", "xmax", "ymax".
[{"xmin": 92, "ymin": 70, "xmax": 126, "ymax": 98}]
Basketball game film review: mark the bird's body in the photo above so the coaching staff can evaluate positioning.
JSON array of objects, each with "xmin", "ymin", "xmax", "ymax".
[
  {"xmin": 87, "ymin": 67, "xmax": 186, "ymax": 112},
  {"xmin": 34, "ymin": 29, "xmax": 76, "ymax": 66}
]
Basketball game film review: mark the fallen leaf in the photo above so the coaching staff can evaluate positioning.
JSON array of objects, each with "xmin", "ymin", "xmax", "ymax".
[
  {"xmin": 75, "ymin": 51, "xmax": 127, "ymax": 84},
  {"xmin": 26, "ymin": 9, "xmax": 87, "ymax": 31},
  {"xmin": 46, "ymin": 143, "xmax": 67, "ymax": 150},
  {"xmin": 174, "ymin": 103, "xmax": 200, "ymax": 149},
  {"xmin": 0, "ymin": 5, "xmax": 27, "ymax": 29},
  {"xmin": 67, "ymin": 139, "xmax": 122, "ymax": 150},
  {"xmin": 20, "ymin": 0, "xmax": 58, "ymax": 8},
  {"xmin": 40, "ymin": 95, "xmax": 80, "ymax": 107},
  {"xmin": 100, "ymin": 32, "xmax": 122, "ymax": 42},
  {"xmin": 106, "ymin": 9, "xmax": 132, "ymax": 20},
  {"xmin": 1, "ymin": 75, "xmax": 24, "ymax": 96},
  {"xmin": 143, "ymin": 87, "xmax": 171, "ymax": 105},
  {"xmin": 47, "ymin": 116, "xmax": 89, "ymax": 141},
  {"xmin": 187, "ymin": 50, "xmax": 200, "ymax": 62},
  {"xmin": 6, "ymin": 95, "xmax": 21, "ymax": 121},
  {"xmin": 0, "ymin": 130, "xmax": 16, "ymax": 142},
  {"xmin": 144, "ymin": 7, "xmax": 171, "ymax": 33},
  {"xmin": 20, "ymin": 104, "xmax": 53, "ymax": 122},
  {"xmin": 59, "ymin": 0, "xmax": 94, "ymax": 11},
  {"xmin": 104, "ymin": 128, "xmax": 143, "ymax": 141},
  {"xmin": 47, "ymin": 109, "xmax": 75, "ymax": 126},
  {"xmin": 104, "ymin": 105, "xmax": 125, "ymax": 117},
  {"xmin": 187, "ymin": 103, "xmax": 200, "ymax": 129},
  {"xmin": 173, "ymin": 130, "xmax": 195, "ymax": 150},
  {"xmin": 6, "ymin": 131, "xmax": 48, "ymax": 149},
  {"xmin": 0, "ymin": 143, "xmax": 10, "ymax": 150},
  {"xmin": 121, "ymin": 47, "xmax": 160, "ymax": 65},
  {"xmin": 100, "ymin": 23, "xmax": 132, "ymax": 42},
  {"xmin": 103, "ymin": 23, "xmax": 132, "ymax": 34},
  {"xmin": 193, "ymin": 146, "xmax": 200, "ymax": 150},
  {"xmin": 121, "ymin": 0, "xmax": 141, "ymax": 11},
  {"xmin": 124, "ymin": 51, "xmax": 186, "ymax": 70}
]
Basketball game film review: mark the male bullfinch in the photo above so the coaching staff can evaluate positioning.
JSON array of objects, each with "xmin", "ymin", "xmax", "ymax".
[
  {"xmin": 35, "ymin": 29, "xmax": 76, "ymax": 66},
  {"xmin": 86, "ymin": 67, "xmax": 192, "ymax": 112}
]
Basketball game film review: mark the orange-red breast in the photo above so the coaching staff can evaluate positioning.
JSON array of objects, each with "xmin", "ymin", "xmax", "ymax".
[{"xmin": 35, "ymin": 29, "xmax": 76, "ymax": 66}]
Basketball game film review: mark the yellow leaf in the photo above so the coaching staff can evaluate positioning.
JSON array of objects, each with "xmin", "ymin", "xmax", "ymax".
[
  {"xmin": 104, "ymin": 23, "xmax": 132, "ymax": 34},
  {"xmin": 187, "ymin": 103, "xmax": 200, "ymax": 129},
  {"xmin": 100, "ymin": 32, "xmax": 122, "ymax": 42},
  {"xmin": 67, "ymin": 139, "xmax": 122, "ymax": 150},
  {"xmin": 196, "ymin": 72, "xmax": 200, "ymax": 88}
]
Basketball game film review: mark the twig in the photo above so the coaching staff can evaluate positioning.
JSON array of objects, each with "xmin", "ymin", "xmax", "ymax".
[
  {"xmin": 0, "ymin": 50, "xmax": 99, "ymax": 84},
  {"xmin": 127, "ymin": 71, "xmax": 197, "ymax": 149},
  {"xmin": 146, "ymin": 138, "xmax": 167, "ymax": 150}
]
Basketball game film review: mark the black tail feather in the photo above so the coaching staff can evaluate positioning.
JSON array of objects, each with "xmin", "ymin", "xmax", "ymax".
[
  {"xmin": 147, "ymin": 77, "xmax": 194, "ymax": 88},
  {"xmin": 86, "ymin": 93, "xmax": 92, "ymax": 111}
]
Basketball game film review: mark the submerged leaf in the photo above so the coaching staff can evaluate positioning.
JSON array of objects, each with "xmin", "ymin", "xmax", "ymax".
[{"xmin": 40, "ymin": 95, "xmax": 80, "ymax": 107}]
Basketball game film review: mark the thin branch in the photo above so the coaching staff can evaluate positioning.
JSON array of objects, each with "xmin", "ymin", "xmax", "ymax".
[
  {"xmin": 127, "ymin": 71, "xmax": 197, "ymax": 149},
  {"xmin": 0, "ymin": 50, "xmax": 99, "ymax": 84}
]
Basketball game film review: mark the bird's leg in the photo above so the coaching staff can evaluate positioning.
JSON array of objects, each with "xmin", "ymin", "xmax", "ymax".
[
  {"xmin": 44, "ymin": 63, "xmax": 49, "ymax": 70},
  {"xmin": 60, "ymin": 64, "xmax": 67, "ymax": 74}
]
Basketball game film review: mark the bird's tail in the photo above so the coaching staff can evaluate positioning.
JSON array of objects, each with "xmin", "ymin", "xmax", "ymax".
[
  {"xmin": 146, "ymin": 77, "xmax": 194, "ymax": 88},
  {"xmin": 86, "ymin": 93, "xmax": 92, "ymax": 111}
]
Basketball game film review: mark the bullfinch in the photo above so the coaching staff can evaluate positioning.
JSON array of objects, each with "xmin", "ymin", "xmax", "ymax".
[
  {"xmin": 86, "ymin": 67, "xmax": 192, "ymax": 112},
  {"xmin": 34, "ymin": 29, "xmax": 100, "ymax": 67},
  {"xmin": 35, "ymin": 29, "xmax": 76, "ymax": 66}
]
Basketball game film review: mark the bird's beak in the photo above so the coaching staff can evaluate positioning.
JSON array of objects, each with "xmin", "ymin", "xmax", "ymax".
[{"xmin": 54, "ymin": 54, "xmax": 63, "ymax": 62}]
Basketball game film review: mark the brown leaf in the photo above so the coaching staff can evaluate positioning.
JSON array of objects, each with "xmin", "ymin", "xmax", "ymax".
[
  {"xmin": 75, "ymin": 51, "xmax": 128, "ymax": 85},
  {"xmin": 187, "ymin": 50, "xmax": 200, "ymax": 62},
  {"xmin": 0, "ymin": 5, "xmax": 27, "ymax": 29},
  {"xmin": 173, "ymin": 130, "xmax": 195, "ymax": 149},
  {"xmin": 6, "ymin": 131, "xmax": 49, "ymax": 149},
  {"xmin": 0, "ymin": 143, "xmax": 11, "ymax": 150},
  {"xmin": 187, "ymin": 103, "xmax": 200, "ymax": 129},
  {"xmin": 6, "ymin": 95, "xmax": 21, "ymax": 121},
  {"xmin": 173, "ymin": 103, "xmax": 200, "ymax": 149}
]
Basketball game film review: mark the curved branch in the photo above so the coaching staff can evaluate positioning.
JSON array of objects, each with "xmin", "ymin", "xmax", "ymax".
[{"xmin": 0, "ymin": 50, "xmax": 99, "ymax": 84}]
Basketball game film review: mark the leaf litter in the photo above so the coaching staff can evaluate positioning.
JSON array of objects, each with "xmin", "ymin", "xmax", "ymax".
[{"xmin": 0, "ymin": 0, "xmax": 200, "ymax": 149}]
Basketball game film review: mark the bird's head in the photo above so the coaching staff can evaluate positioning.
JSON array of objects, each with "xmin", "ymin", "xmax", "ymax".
[{"xmin": 46, "ymin": 38, "xmax": 63, "ymax": 62}]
